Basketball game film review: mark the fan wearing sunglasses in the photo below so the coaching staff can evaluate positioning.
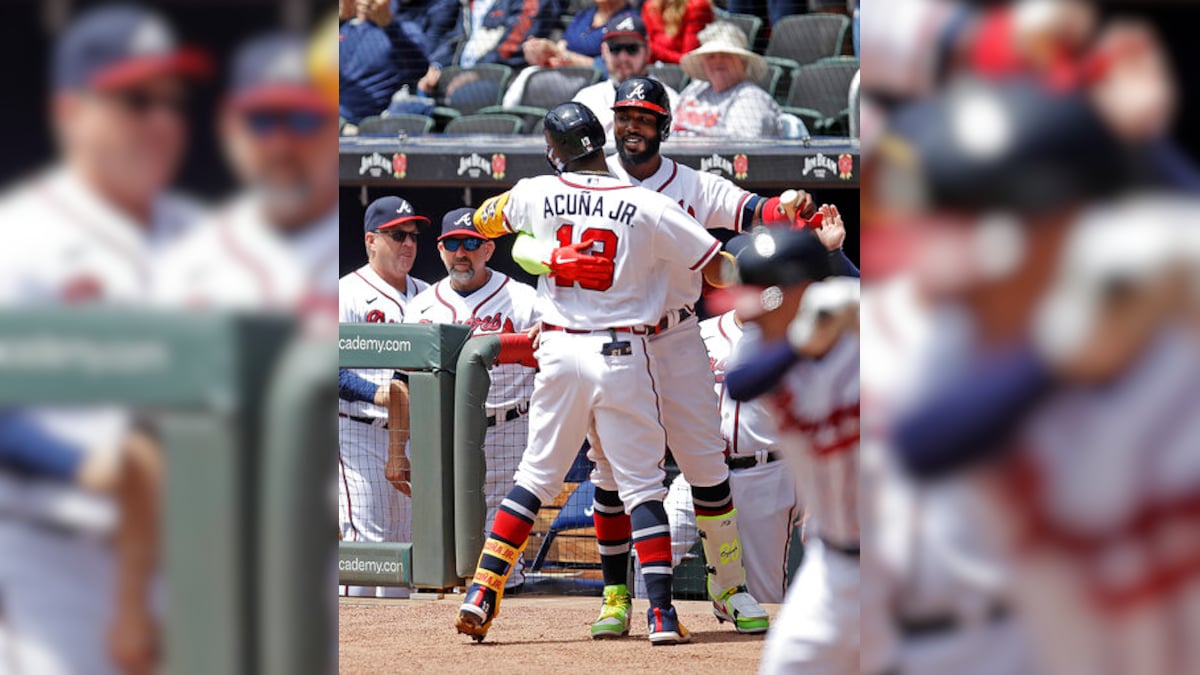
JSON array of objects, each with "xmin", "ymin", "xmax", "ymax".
[
  {"xmin": 573, "ymin": 14, "xmax": 680, "ymax": 151},
  {"xmin": 404, "ymin": 208, "xmax": 539, "ymax": 591}
]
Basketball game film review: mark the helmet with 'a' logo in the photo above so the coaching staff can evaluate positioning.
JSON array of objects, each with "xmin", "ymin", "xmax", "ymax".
[{"xmin": 612, "ymin": 77, "xmax": 672, "ymax": 141}]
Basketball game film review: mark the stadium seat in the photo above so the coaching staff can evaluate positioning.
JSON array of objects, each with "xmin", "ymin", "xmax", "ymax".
[
  {"xmin": 479, "ymin": 66, "xmax": 602, "ymax": 133},
  {"xmin": 431, "ymin": 64, "xmax": 513, "ymax": 114},
  {"xmin": 722, "ymin": 12, "xmax": 763, "ymax": 49},
  {"xmin": 765, "ymin": 14, "xmax": 850, "ymax": 67},
  {"xmin": 647, "ymin": 63, "xmax": 689, "ymax": 92},
  {"xmin": 443, "ymin": 113, "xmax": 524, "ymax": 135},
  {"xmin": 783, "ymin": 57, "xmax": 858, "ymax": 135},
  {"xmin": 356, "ymin": 114, "xmax": 434, "ymax": 136},
  {"xmin": 755, "ymin": 64, "xmax": 783, "ymax": 101},
  {"xmin": 530, "ymin": 117, "xmax": 546, "ymax": 135}
]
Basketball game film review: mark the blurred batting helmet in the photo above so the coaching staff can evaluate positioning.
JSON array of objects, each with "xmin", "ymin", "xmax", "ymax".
[
  {"xmin": 612, "ymin": 77, "xmax": 672, "ymax": 141},
  {"xmin": 737, "ymin": 226, "xmax": 832, "ymax": 288},
  {"xmin": 544, "ymin": 102, "xmax": 606, "ymax": 172}
]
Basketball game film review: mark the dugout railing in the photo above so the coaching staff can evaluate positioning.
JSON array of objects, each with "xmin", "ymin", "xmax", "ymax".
[{"xmin": 0, "ymin": 311, "xmax": 335, "ymax": 675}]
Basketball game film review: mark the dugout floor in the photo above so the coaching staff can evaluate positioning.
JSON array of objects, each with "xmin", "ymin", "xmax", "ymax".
[{"xmin": 340, "ymin": 596, "xmax": 780, "ymax": 673}]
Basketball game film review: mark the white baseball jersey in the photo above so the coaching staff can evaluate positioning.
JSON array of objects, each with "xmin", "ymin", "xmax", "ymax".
[
  {"xmin": 609, "ymin": 154, "xmax": 756, "ymax": 312},
  {"xmin": 700, "ymin": 312, "xmax": 780, "ymax": 459},
  {"xmin": 338, "ymin": 265, "xmax": 428, "ymax": 420},
  {"xmin": 155, "ymin": 193, "xmax": 340, "ymax": 317},
  {"xmin": 672, "ymin": 80, "xmax": 782, "ymax": 139},
  {"xmin": 770, "ymin": 332, "xmax": 861, "ymax": 548},
  {"xmin": 572, "ymin": 77, "xmax": 680, "ymax": 152},
  {"xmin": 404, "ymin": 270, "xmax": 538, "ymax": 412},
  {"xmin": 860, "ymin": 0, "xmax": 967, "ymax": 99},
  {"xmin": 496, "ymin": 172, "xmax": 721, "ymax": 329}
]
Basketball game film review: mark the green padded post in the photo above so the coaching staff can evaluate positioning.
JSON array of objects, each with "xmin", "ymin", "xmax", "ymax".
[
  {"xmin": 258, "ymin": 338, "xmax": 338, "ymax": 675},
  {"xmin": 452, "ymin": 335, "xmax": 501, "ymax": 579},
  {"xmin": 407, "ymin": 369, "xmax": 459, "ymax": 588}
]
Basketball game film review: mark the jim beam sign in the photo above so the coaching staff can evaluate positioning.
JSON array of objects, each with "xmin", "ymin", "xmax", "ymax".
[
  {"xmin": 699, "ymin": 153, "xmax": 734, "ymax": 177},
  {"xmin": 801, "ymin": 153, "xmax": 840, "ymax": 180},
  {"xmin": 358, "ymin": 152, "xmax": 392, "ymax": 178},
  {"xmin": 456, "ymin": 153, "xmax": 507, "ymax": 180}
]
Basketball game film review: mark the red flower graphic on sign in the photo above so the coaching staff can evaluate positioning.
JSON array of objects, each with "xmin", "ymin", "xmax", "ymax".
[
  {"xmin": 393, "ymin": 153, "xmax": 407, "ymax": 179},
  {"xmin": 838, "ymin": 154, "xmax": 853, "ymax": 180},
  {"xmin": 492, "ymin": 154, "xmax": 507, "ymax": 180},
  {"xmin": 733, "ymin": 154, "xmax": 749, "ymax": 180}
]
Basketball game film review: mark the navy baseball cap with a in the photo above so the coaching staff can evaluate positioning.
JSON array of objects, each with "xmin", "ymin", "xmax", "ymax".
[
  {"xmin": 53, "ymin": 4, "xmax": 210, "ymax": 92},
  {"xmin": 364, "ymin": 196, "xmax": 430, "ymax": 234},
  {"xmin": 438, "ymin": 208, "xmax": 485, "ymax": 241},
  {"xmin": 604, "ymin": 13, "xmax": 646, "ymax": 42},
  {"xmin": 228, "ymin": 32, "xmax": 329, "ymax": 112}
]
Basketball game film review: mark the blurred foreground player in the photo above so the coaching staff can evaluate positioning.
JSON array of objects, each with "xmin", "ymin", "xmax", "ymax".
[
  {"xmin": 455, "ymin": 103, "xmax": 729, "ymax": 645},
  {"xmin": 725, "ymin": 227, "xmax": 861, "ymax": 674},
  {"xmin": 0, "ymin": 5, "xmax": 208, "ymax": 674}
]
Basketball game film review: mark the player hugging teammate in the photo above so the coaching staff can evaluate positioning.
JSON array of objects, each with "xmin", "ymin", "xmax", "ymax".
[{"xmin": 450, "ymin": 87, "xmax": 858, "ymax": 652}]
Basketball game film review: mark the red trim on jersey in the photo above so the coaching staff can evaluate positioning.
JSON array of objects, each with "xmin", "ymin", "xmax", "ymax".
[
  {"xmin": 653, "ymin": 160, "xmax": 679, "ymax": 194},
  {"xmin": 734, "ymin": 192, "xmax": 751, "ymax": 232},
  {"xmin": 219, "ymin": 216, "xmax": 277, "ymax": 305},
  {"xmin": 689, "ymin": 239, "xmax": 722, "ymax": 271},
  {"xmin": 38, "ymin": 181, "xmax": 149, "ymax": 286},
  {"xmin": 557, "ymin": 175, "xmax": 637, "ymax": 191},
  {"xmin": 433, "ymin": 283, "xmax": 460, "ymax": 322},
  {"xmin": 471, "ymin": 274, "xmax": 511, "ymax": 324},
  {"xmin": 354, "ymin": 270, "xmax": 408, "ymax": 318}
]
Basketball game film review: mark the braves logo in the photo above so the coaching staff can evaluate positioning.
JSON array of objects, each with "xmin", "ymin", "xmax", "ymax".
[
  {"xmin": 628, "ymin": 82, "xmax": 646, "ymax": 100},
  {"xmin": 395, "ymin": 201, "xmax": 413, "ymax": 216},
  {"xmin": 364, "ymin": 309, "xmax": 387, "ymax": 323},
  {"xmin": 466, "ymin": 312, "xmax": 515, "ymax": 334}
]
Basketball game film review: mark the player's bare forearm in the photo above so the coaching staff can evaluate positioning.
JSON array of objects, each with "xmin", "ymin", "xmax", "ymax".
[
  {"xmin": 111, "ymin": 428, "xmax": 163, "ymax": 674},
  {"xmin": 386, "ymin": 380, "xmax": 412, "ymax": 496}
]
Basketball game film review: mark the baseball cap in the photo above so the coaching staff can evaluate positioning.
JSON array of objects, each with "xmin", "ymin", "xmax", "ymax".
[
  {"xmin": 53, "ymin": 4, "xmax": 210, "ymax": 92},
  {"xmin": 604, "ymin": 13, "xmax": 647, "ymax": 42},
  {"xmin": 228, "ymin": 31, "xmax": 329, "ymax": 112},
  {"xmin": 438, "ymin": 208, "xmax": 485, "ymax": 241},
  {"xmin": 364, "ymin": 196, "xmax": 430, "ymax": 234}
]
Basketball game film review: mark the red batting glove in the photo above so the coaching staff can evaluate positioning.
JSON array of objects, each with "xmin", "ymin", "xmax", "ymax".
[
  {"xmin": 547, "ymin": 241, "xmax": 613, "ymax": 286},
  {"xmin": 762, "ymin": 195, "xmax": 822, "ymax": 230}
]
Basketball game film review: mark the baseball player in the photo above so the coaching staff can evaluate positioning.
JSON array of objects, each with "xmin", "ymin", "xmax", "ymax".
[
  {"xmin": 0, "ymin": 5, "xmax": 209, "ymax": 674},
  {"xmin": 403, "ymin": 208, "xmax": 538, "ymax": 589},
  {"xmin": 724, "ymin": 227, "xmax": 861, "ymax": 675},
  {"xmin": 571, "ymin": 14, "xmax": 680, "ymax": 151},
  {"xmin": 555, "ymin": 78, "xmax": 856, "ymax": 639},
  {"xmin": 337, "ymin": 196, "xmax": 430, "ymax": 597},
  {"xmin": 156, "ymin": 31, "xmax": 340, "ymax": 316},
  {"xmin": 455, "ymin": 102, "xmax": 729, "ymax": 645}
]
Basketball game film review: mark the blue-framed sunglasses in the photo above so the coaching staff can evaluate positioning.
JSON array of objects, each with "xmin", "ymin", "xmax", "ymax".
[
  {"xmin": 441, "ymin": 237, "xmax": 486, "ymax": 252},
  {"xmin": 245, "ymin": 110, "xmax": 327, "ymax": 136}
]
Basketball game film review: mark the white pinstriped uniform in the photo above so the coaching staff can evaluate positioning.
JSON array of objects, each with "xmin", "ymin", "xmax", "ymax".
[{"xmin": 759, "ymin": 332, "xmax": 861, "ymax": 675}]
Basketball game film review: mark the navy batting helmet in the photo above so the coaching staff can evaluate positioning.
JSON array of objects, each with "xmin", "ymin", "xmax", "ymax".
[
  {"xmin": 736, "ymin": 226, "xmax": 832, "ymax": 288},
  {"xmin": 612, "ymin": 77, "xmax": 672, "ymax": 141},
  {"xmin": 544, "ymin": 102, "xmax": 606, "ymax": 172}
]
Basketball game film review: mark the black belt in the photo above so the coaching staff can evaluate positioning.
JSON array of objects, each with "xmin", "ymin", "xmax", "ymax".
[
  {"xmin": 653, "ymin": 305, "xmax": 695, "ymax": 333},
  {"xmin": 339, "ymin": 412, "xmax": 387, "ymax": 429},
  {"xmin": 725, "ymin": 451, "xmax": 780, "ymax": 470},
  {"xmin": 486, "ymin": 406, "xmax": 528, "ymax": 427},
  {"xmin": 820, "ymin": 537, "xmax": 860, "ymax": 558},
  {"xmin": 895, "ymin": 601, "xmax": 1011, "ymax": 639}
]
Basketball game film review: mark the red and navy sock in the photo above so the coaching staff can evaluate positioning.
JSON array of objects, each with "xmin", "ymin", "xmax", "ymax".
[
  {"xmin": 592, "ymin": 487, "xmax": 631, "ymax": 587},
  {"xmin": 690, "ymin": 479, "xmax": 734, "ymax": 518},
  {"xmin": 476, "ymin": 485, "xmax": 542, "ymax": 582},
  {"xmin": 631, "ymin": 500, "xmax": 674, "ymax": 609}
]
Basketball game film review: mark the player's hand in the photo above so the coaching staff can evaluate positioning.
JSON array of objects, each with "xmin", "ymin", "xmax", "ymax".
[
  {"xmin": 109, "ymin": 607, "xmax": 159, "ymax": 675},
  {"xmin": 547, "ymin": 240, "xmax": 614, "ymax": 286},
  {"xmin": 386, "ymin": 454, "xmax": 412, "ymax": 496},
  {"xmin": 762, "ymin": 189, "xmax": 817, "ymax": 228},
  {"xmin": 814, "ymin": 204, "xmax": 846, "ymax": 251},
  {"xmin": 527, "ymin": 322, "xmax": 542, "ymax": 351}
]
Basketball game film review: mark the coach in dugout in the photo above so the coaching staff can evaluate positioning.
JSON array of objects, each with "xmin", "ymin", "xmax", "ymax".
[{"xmin": 673, "ymin": 21, "xmax": 782, "ymax": 139}]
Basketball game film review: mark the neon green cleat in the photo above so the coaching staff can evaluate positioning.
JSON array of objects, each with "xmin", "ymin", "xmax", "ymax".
[
  {"xmin": 590, "ymin": 584, "xmax": 632, "ymax": 639},
  {"xmin": 712, "ymin": 585, "xmax": 770, "ymax": 634}
]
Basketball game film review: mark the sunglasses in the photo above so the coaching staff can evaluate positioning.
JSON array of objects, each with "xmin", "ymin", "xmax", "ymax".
[
  {"xmin": 442, "ymin": 237, "xmax": 486, "ymax": 252},
  {"xmin": 608, "ymin": 42, "xmax": 644, "ymax": 56},
  {"xmin": 105, "ymin": 89, "xmax": 188, "ymax": 116},
  {"xmin": 376, "ymin": 229, "xmax": 419, "ymax": 244},
  {"xmin": 245, "ymin": 110, "xmax": 327, "ymax": 136}
]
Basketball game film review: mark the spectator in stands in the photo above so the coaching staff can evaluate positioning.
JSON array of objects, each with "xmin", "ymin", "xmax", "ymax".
[
  {"xmin": 674, "ymin": 21, "xmax": 781, "ymax": 138},
  {"xmin": 725, "ymin": 0, "xmax": 803, "ymax": 31},
  {"xmin": 643, "ymin": 0, "xmax": 714, "ymax": 64},
  {"xmin": 339, "ymin": 0, "xmax": 430, "ymax": 123},
  {"xmin": 455, "ymin": 0, "xmax": 562, "ymax": 68},
  {"xmin": 393, "ymin": 0, "xmax": 463, "ymax": 89},
  {"xmin": 574, "ymin": 14, "xmax": 680, "ymax": 147},
  {"xmin": 523, "ymin": 0, "xmax": 634, "ymax": 73}
]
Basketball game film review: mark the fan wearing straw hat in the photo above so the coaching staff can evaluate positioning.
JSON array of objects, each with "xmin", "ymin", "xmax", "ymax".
[{"xmin": 674, "ymin": 21, "xmax": 782, "ymax": 139}]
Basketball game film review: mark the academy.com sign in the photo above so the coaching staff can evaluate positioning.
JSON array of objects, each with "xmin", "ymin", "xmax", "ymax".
[
  {"xmin": 338, "ymin": 335, "xmax": 412, "ymax": 353},
  {"xmin": 340, "ymin": 557, "xmax": 403, "ymax": 575}
]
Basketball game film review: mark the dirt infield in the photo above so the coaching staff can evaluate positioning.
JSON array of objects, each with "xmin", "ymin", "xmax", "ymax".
[{"xmin": 340, "ymin": 596, "xmax": 778, "ymax": 674}]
